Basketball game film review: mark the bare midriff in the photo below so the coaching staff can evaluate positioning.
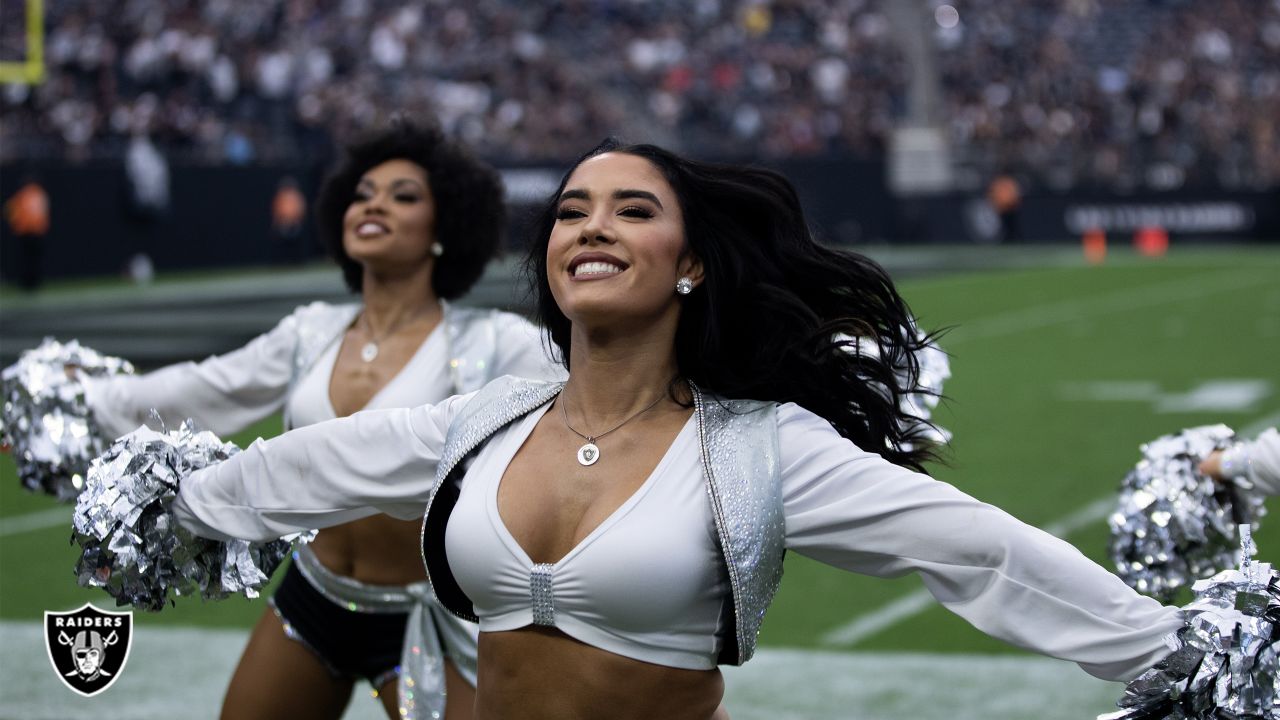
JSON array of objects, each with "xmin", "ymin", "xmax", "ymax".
[
  {"xmin": 307, "ymin": 515, "xmax": 428, "ymax": 585},
  {"xmin": 474, "ymin": 627, "xmax": 726, "ymax": 720}
]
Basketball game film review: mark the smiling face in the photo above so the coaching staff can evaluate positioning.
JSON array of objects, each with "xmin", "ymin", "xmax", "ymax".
[
  {"xmin": 548, "ymin": 152, "xmax": 701, "ymax": 331},
  {"xmin": 342, "ymin": 158, "xmax": 437, "ymax": 272}
]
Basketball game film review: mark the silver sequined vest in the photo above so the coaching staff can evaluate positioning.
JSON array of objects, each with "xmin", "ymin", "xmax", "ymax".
[
  {"xmin": 283, "ymin": 300, "xmax": 504, "ymax": 429},
  {"xmin": 420, "ymin": 375, "xmax": 785, "ymax": 665}
]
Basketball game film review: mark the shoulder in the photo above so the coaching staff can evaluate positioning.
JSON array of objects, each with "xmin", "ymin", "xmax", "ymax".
[
  {"xmin": 774, "ymin": 400, "xmax": 878, "ymax": 459},
  {"xmin": 448, "ymin": 306, "xmax": 538, "ymax": 336},
  {"xmin": 445, "ymin": 374, "xmax": 563, "ymax": 436},
  {"xmin": 284, "ymin": 300, "xmax": 360, "ymax": 331},
  {"xmin": 470, "ymin": 374, "xmax": 563, "ymax": 403}
]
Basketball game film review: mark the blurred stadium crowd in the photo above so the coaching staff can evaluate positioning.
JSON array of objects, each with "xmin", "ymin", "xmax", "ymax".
[{"xmin": 2, "ymin": 0, "xmax": 1278, "ymax": 191}]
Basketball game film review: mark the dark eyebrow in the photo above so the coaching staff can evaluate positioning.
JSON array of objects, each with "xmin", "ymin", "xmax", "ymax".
[
  {"xmin": 614, "ymin": 189, "xmax": 663, "ymax": 209},
  {"xmin": 357, "ymin": 177, "xmax": 426, "ymax": 191},
  {"xmin": 558, "ymin": 188, "xmax": 663, "ymax": 210}
]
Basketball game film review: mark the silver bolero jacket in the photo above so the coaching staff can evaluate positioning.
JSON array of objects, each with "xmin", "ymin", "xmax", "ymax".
[
  {"xmin": 421, "ymin": 374, "xmax": 784, "ymax": 665},
  {"xmin": 286, "ymin": 300, "xmax": 532, "ymax": 426}
]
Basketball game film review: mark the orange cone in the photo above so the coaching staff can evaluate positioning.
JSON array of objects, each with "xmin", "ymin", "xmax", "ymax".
[
  {"xmin": 1134, "ymin": 225, "xmax": 1169, "ymax": 257},
  {"xmin": 1083, "ymin": 227, "xmax": 1107, "ymax": 265}
]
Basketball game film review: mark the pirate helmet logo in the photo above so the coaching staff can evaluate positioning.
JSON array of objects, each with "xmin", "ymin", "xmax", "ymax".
[{"xmin": 44, "ymin": 603, "xmax": 133, "ymax": 696}]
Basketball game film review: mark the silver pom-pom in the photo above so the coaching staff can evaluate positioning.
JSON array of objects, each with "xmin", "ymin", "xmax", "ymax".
[
  {"xmin": 0, "ymin": 338, "xmax": 135, "ymax": 500},
  {"xmin": 1109, "ymin": 425, "xmax": 1267, "ymax": 602},
  {"xmin": 1099, "ymin": 527, "xmax": 1280, "ymax": 719},
  {"xmin": 72, "ymin": 421, "xmax": 296, "ymax": 611},
  {"xmin": 899, "ymin": 330, "xmax": 951, "ymax": 447},
  {"xmin": 838, "ymin": 323, "xmax": 952, "ymax": 448}
]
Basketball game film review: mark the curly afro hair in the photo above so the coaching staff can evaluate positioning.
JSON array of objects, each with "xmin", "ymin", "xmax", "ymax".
[{"xmin": 315, "ymin": 118, "xmax": 506, "ymax": 299}]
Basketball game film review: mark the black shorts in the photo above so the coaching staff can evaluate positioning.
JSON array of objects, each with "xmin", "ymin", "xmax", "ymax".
[{"xmin": 270, "ymin": 562, "xmax": 409, "ymax": 687}]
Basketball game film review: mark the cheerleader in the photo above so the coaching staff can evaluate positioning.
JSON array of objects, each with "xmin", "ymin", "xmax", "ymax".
[
  {"xmin": 167, "ymin": 141, "xmax": 1182, "ymax": 718},
  {"xmin": 82, "ymin": 120, "xmax": 561, "ymax": 720}
]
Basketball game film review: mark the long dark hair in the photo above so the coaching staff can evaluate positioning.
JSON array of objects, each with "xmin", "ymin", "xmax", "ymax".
[
  {"xmin": 315, "ymin": 118, "xmax": 505, "ymax": 299},
  {"xmin": 525, "ymin": 140, "xmax": 941, "ymax": 471}
]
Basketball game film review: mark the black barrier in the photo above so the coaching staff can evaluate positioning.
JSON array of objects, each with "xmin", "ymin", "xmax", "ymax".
[
  {"xmin": 0, "ymin": 162, "xmax": 329, "ymax": 283},
  {"xmin": 2, "ymin": 160, "xmax": 1276, "ymax": 284},
  {"xmin": 898, "ymin": 190, "xmax": 1280, "ymax": 245}
]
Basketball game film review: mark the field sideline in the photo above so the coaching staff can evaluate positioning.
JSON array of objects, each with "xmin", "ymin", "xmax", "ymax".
[{"xmin": 2, "ymin": 245, "xmax": 1278, "ymax": 718}]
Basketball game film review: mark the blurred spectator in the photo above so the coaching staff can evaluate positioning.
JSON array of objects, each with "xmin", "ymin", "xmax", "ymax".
[
  {"xmin": 124, "ymin": 132, "xmax": 169, "ymax": 280},
  {"xmin": 985, "ymin": 170, "xmax": 1021, "ymax": 243},
  {"xmin": 3, "ymin": 177, "xmax": 50, "ymax": 290},
  {"xmin": 270, "ymin": 175, "xmax": 307, "ymax": 264}
]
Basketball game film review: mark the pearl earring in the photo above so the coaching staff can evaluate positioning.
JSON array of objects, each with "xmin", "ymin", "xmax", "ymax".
[
  {"xmin": 430, "ymin": 242, "xmax": 444, "ymax": 257},
  {"xmin": 675, "ymin": 277, "xmax": 694, "ymax": 295}
]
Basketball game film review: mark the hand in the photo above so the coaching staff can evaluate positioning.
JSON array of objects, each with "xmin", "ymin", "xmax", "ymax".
[{"xmin": 1199, "ymin": 450, "xmax": 1225, "ymax": 481}]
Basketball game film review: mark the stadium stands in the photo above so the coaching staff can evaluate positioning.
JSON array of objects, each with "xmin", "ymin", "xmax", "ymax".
[{"xmin": 4, "ymin": 0, "xmax": 1276, "ymax": 191}]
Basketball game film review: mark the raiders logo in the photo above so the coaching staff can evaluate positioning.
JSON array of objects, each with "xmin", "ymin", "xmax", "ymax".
[{"xmin": 44, "ymin": 603, "xmax": 133, "ymax": 697}]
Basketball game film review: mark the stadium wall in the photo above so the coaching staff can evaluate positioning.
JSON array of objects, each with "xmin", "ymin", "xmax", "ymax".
[
  {"xmin": 2, "ymin": 160, "xmax": 1276, "ymax": 283},
  {"xmin": 899, "ymin": 189, "xmax": 1280, "ymax": 245}
]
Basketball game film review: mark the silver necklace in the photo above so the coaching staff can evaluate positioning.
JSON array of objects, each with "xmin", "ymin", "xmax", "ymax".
[
  {"xmin": 358, "ymin": 310, "xmax": 422, "ymax": 363},
  {"xmin": 559, "ymin": 390, "xmax": 666, "ymax": 466}
]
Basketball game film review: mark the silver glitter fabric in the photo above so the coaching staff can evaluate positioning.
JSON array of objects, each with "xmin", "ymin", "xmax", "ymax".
[
  {"xmin": 693, "ymin": 384, "xmax": 783, "ymax": 665},
  {"xmin": 530, "ymin": 563, "xmax": 556, "ymax": 626},
  {"xmin": 1098, "ymin": 528, "xmax": 1280, "ymax": 719},
  {"xmin": 71, "ymin": 420, "xmax": 294, "ymax": 610},
  {"xmin": 0, "ymin": 338, "xmax": 135, "ymax": 500},
  {"xmin": 1108, "ymin": 424, "xmax": 1266, "ymax": 602}
]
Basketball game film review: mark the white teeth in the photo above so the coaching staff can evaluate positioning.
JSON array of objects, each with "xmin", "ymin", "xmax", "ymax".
[
  {"xmin": 356, "ymin": 222, "xmax": 387, "ymax": 237},
  {"xmin": 573, "ymin": 261, "xmax": 623, "ymax": 277}
]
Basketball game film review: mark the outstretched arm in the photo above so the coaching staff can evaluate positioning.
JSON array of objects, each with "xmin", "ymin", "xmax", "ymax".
[
  {"xmin": 171, "ymin": 392, "xmax": 472, "ymax": 542},
  {"xmin": 1199, "ymin": 427, "xmax": 1280, "ymax": 495},
  {"xmin": 777, "ymin": 403, "xmax": 1180, "ymax": 682},
  {"xmin": 82, "ymin": 304, "xmax": 335, "ymax": 438}
]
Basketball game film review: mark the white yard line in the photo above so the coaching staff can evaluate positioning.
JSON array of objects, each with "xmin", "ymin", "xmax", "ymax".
[
  {"xmin": 0, "ymin": 506, "xmax": 72, "ymax": 538},
  {"xmin": 0, "ymin": 621, "xmax": 1119, "ymax": 720}
]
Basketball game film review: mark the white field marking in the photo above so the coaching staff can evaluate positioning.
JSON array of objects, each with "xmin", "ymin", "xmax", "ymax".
[
  {"xmin": 819, "ymin": 497, "xmax": 1114, "ymax": 648},
  {"xmin": 0, "ymin": 506, "xmax": 72, "ymax": 538},
  {"xmin": 944, "ymin": 268, "xmax": 1275, "ymax": 345},
  {"xmin": 1156, "ymin": 380, "xmax": 1273, "ymax": 414},
  {"xmin": 1058, "ymin": 379, "xmax": 1274, "ymax": 414},
  {"xmin": 1059, "ymin": 381, "xmax": 1162, "ymax": 402},
  {"xmin": 0, "ymin": 620, "xmax": 1120, "ymax": 720},
  {"xmin": 821, "ymin": 410, "xmax": 1280, "ymax": 649}
]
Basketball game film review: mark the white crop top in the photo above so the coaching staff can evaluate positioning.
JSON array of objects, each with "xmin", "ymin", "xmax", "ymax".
[
  {"xmin": 285, "ymin": 320, "xmax": 451, "ymax": 428},
  {"xmin": 445, "ymin": 402, "xmax": 730, "ymax": 669}
]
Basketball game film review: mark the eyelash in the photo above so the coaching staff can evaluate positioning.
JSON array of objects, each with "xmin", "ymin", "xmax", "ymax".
[
  {"xmin": 354, "ymin": 191, "xmax": 419, "ymax": 203},
  {"xmin": 555, "ymin": 206, "xmax": 654, "ymax": 220}
]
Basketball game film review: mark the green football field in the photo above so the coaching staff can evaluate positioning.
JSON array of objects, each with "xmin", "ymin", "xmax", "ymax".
[{"xmin": 1, "ymin": 246, "xmax": 1278, "ymax": 717}]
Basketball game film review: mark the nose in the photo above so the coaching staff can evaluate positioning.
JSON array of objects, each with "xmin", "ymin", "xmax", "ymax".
[
  {"xmin": 578, "ymin": 212, "xmax": 614, "ymax": 245},
  {"xmin": 359, "ymin": 190, "xmax": 388, "ymax": 215}
]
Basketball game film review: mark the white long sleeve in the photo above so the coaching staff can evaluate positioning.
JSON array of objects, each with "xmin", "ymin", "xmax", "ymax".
[
  {"xmin": 777, "ymin": 403, "xmax": 1181, "ymax": 682},
  {"xmin": 82, "ymin": 307, "xmax": 305, "ymax": 439},
  {"xmin": 1220, "ymin": 427, "xmax": 1280, "ymax": 495},
  {"xmin": 171, "ymin": 392, "xmax": 474, "ymax": 542},
  {"xmin": 486, "ymin": 311, "xmax": 564, "ymax": 382}
]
